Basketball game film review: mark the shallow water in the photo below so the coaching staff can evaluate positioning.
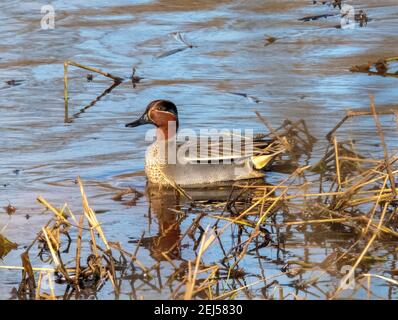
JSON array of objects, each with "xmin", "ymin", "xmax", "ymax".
[{"xmin": 1, "ymin": 0, "xmax": 398, "ymax": 299}]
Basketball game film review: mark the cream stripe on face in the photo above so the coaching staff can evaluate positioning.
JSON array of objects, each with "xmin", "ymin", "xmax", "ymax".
[
  {"xmin": 148, "ymin": 108, "xmax": 154, "ymax": 122},
  {"xmin": 148, "ymin": 100, "xmax": 165, "ymax": 122},
  {"xmin": 147, "ymin": 100, "xmax": 159, "ymax": 122},
  {"xmin": 149, "ymin": 106, "xmax": 176, "ymax": 124}
]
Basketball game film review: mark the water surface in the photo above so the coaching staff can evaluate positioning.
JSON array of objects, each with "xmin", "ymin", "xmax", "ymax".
[{"xmin": 1, "ymin": 0, "xmax": 398, "ymax": 299}]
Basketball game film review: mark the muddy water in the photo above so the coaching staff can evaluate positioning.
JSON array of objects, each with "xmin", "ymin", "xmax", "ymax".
[{"xmin": 1, "ymin": 0, "xmax": 398, "ymax": 299}]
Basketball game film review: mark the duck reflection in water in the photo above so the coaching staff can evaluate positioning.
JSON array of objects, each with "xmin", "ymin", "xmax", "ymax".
[
  {"xmin": 141, "ymin": 180, "xmax": 267, "ymax": 261},
  {"xmin": 145, "ymin": 185, "xmax": 183, "ymax": 261}
]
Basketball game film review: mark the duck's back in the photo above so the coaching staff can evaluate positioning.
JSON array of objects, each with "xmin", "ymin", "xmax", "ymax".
[{"xmin": 144, "ymin": 137, "xmax": 281, "ymax": 187}]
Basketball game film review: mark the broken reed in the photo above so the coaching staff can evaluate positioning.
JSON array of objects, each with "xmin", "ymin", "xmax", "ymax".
[{"xmin": 63, "ymin": 60, "xmax": 123, "ymax": 123}]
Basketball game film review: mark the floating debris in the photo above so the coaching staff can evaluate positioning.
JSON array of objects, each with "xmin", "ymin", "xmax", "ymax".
[
  {"xmin": 313, "ymin": 0, "xmax": 328, "ymax": 5},
  {"xmin": 355, "ymin": 10, "xmax": 369, "ymax": 27},
  {"xmin": 5, "ymin": 79, "xmax": 24, "ymax": 86},
  {"xmin": 86, "ymin": 74, "xmax": 93, "ymax": 82},
  {"xmin": 264, "ymin": 36, "xmax": 277, "ymax": 46},
  {"xmin": 332, "ymin": 0, "xmax": 342, "ymax": 9},
  {"xmin": 308, "ymin": 1, "xmax": 368, "ymax": 28},
  {"xmin": 157, "ymin": 32, "xmax": 195, "ymax": 59},
  {"xmin": 350, "ymin": 57, "xmax": 398, "ymax": 78},
  {"xmin": 129, "ymin": 67, "xmax": 143, "ymax": 87},
  {"xmin": 227, "ymin": 92, "xmax": 261, "ymax": 103},
  {"xmin": 172, "ymin": 32, "xmax": 194, "ymax": 48},
  {"xmin": 375, "ymin": 59, "xmax": 388, "ymax": 74},
  {"xmin": 312, "ymin": 0, "xmax": 342, "ymax": 9},
  {"xmin": 112, "ymin": 187, "xmax": 144, "ymax": 206},
  {"xmin": 4, "ymin": 203, "xmax": 16, "ymax": 216},
  {"xmin": 299, "ymin": 13, "xmax": 337, "ymax": 22},
  {"xmin": 350, "ymin": 63, "xmax": 371, "ymax": 73}
]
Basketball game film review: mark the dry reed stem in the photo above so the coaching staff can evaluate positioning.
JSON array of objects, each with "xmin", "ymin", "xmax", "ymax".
[
  {"xmin": 339, "ymin": 157, "xmax": 398, "ymax": 187},
  {"xmin": 333, "ymin": 136, "xmax": 342, "ymax": 190},
  {"xmin": 190, "ymin": 266, "xmax": 220, "ymax": 297},
  {"xmin": 214, "ymin": 273, "xmax": 284, "ymax": 300},
  {"xmin": 47, "ymin": 271, "xmax": 56, "ymax": 300},
  {"xmin": 63, "ymin": 60, "xmax": 123, "ymax": 123},
  {"xmin": 75, "ymin": 215, "xmax": 84, "ymax": 289},
  {"xmin": 332, "ymin": 160, "xmax": 392, "ymax": 209},
  {"xmin": 165, "ymin": 213, "xmax": 205, "ymax": 256},
  {"xmin": 184, "ymin": 225, "xmax": 216, "ymax": 300},
  {"xmin": 339, "ymin": 156, "xmax": 382, "ymax": 164},
  {"xmin": 158, "ymin": 170, "xmax": 192, "ymax": 201},
  {"xmin": 45, "ymin": 226, "xmax": 60, "ymax": 251},
  {"xmin": 64, "ymin": 61, "xmax": 68, "ymax": 123},
  {"xmin": 326, "ymin": 105, "xmax": 398, "ymax": 141},
  {"xmin": 333, "ymin": 201, "xmax": 389, "ymax": 298},
  {"xmin": 35, "ymin": 271, "xmax": 43, "ymax": 300},
  {"xmin": 183, "ymin": 167, "xmax": 304, "ymax": 282},
  {"xmin": 364, "ymin": 175, "xmax": 388, "ymax": 235},
  {"xmin": 254, "ymin": 110, "xmax": 291, "ymax": 152},
  {"xmin": 66, "ymin": 206, "xmax": 78, "ymax": 225},
  {"xmin": 42, "ymin": 227, "xmax": 60, "ymax": 267},
  {"xmin": 43, "ymin": 227, "xmax": 73, "ymax": 282},
  {"xmin": 313, "ymin": 202, "xmax": 398, "ymax": 238},
  {"xmin": 77, "ymin": 176, "xmax": 110, "ymax": 251},
  {"xmin": 65, "ymin": 60, "xmax": 123, "ymax": 82},
  {"xmin": 228, "ymin": 192, "xmax": 285, "ymax": 273},
  {"xmin": 0, "ymin": 266, "xmax": 75, "ymax": 272},
  {"xmin": 370, "ymin": 95, "xmax": 397, "ymax": 198},
  {"xmin": 225, "ymin": 167, "xmax": 310, "ymax": 273},
  {"xmin": 107, "ymin": 270, "xmax": 118, "ymax": 294},
  {"xmin": 284, "ymin": 217, "xmax": 364, "ymax": 226},
  {"xmin": 367, "ymin": 276, "xmax": 371, "ymax": 299},
  {"xmin": 88, "ymin": 229, "xmax": 98, "ymax": 259},
  {"xmin": 208, "ymin": 215, "xmax": 255, "ymax": 228},
  {"xmin": 249, "ymin": 187, "xmax": 398, "ymax": 201},
  {"xmin": 37, "ymin": 196, "xmax": 69, "ymax": 225},
  {"xmin": 362, "ymin": 274, "xmax": 398, "ymax": 286},
  {"xmin": 161, "ymin": 252, "xmax": 178, "ymax": 269},
  {"xmin": 108, "ymin": 241, "xmax": 148, "ymax": 272}
]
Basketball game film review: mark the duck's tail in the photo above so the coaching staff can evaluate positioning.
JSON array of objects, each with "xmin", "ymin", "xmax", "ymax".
[
  {"xmin": 251, "ymin": 154, "xmax": 275, "ymax": 170},
  {"xmin": 251, "ymin": 141, "xmax": 286, "ymax": 170}
]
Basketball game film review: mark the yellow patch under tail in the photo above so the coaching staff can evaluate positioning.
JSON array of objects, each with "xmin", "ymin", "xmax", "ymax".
[{"xmin": 251, "ymin": 154, "xmax": 274, "ymax": 170}]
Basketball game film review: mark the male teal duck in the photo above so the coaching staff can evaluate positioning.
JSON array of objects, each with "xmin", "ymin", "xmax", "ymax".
[{"xmin": 126, "ymin": 100, "xmax": 284, "ymax": 187}]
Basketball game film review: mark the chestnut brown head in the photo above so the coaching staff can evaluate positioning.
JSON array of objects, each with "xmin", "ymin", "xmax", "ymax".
[{"xmin": 125, "ymin": 100, "xmax": 179, "ymax": 131}]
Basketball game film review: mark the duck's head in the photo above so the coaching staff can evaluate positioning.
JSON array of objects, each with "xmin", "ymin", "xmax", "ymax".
[{"xmin": 125, "ymin": 100, "xmax": 179, "ymax": 139}]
